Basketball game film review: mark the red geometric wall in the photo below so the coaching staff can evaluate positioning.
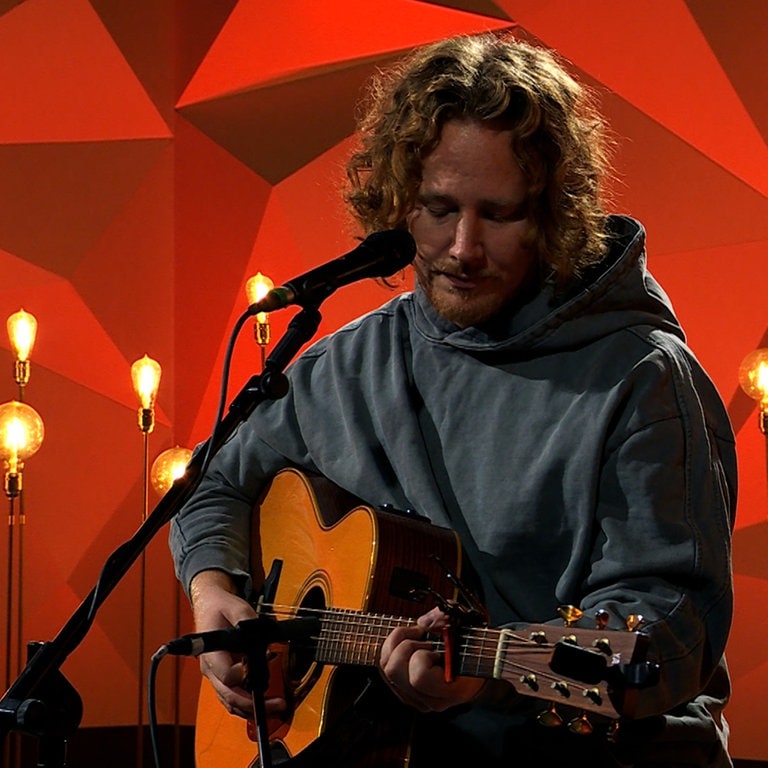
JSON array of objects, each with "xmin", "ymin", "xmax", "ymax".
[{"xmin": 0, "ymin": 0, "xmax": 766, "ymax": 761}]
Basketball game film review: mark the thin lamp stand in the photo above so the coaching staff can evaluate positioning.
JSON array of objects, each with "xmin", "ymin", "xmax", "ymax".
[
  {"xmin": 5, "ymin": 307, "xmax": 38, "ymax": 768},
  {"xmin": 15, "ymin": 372, "xmax": 26, "ymax": 749},
  {"xmin": 2, "ymin": 402, "xmax": 43, "ymax": 768},
  {"xmin": 4, "ymin": 485, "xmax": 22, "ymax": 768},
  {"xmin": 136, "ymin": 405, "xmax": 156, "ymax": 768},
  {"xmin": 4, "ymin": 493, "xmax": 16, "ymax": 768},
  {"xmin": 150, "ymin": 445, "xmax": 193, "ymax": 768},
  {"xmin": 137, "ymin": 420, "xmax": 151, "ymax": 768},
  {"xmin": 131, "ymin": 354, "xmax": 161, "ymax": 768}
]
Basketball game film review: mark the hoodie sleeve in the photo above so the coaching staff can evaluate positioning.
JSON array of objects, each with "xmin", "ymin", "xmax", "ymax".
[
  {"xmin": 581, "ymin": 330, "xmax": 735, "ymax": 719},
  {"xmin": 168, "ymin": 387, "xmax": 322, "ymax": 599}
]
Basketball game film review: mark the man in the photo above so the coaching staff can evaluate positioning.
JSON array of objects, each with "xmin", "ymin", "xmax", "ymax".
[{"xmin": 171, "ymin": 33, "xmax": 735, "ymax": 767}]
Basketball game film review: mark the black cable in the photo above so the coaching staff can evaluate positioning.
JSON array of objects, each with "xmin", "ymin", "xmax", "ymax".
[
  {"xmin": 198, "ymin": 307, "xmax": 253, "ymax": 478},
  {"xmin": 147, "ymin": 646, "xmax": 168, "ymax": 768},
  {"xmin": 85, "ymin": 308, "xmax": 253, "ymax": 626},
  {"xmin": 141, "ymin": 312, "xmax": 252, "ymax": 768}
]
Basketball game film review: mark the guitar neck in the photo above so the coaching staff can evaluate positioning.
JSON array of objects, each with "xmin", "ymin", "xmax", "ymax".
[
  {"xmin": 311, "ymin": 609, "xmax": 543, "ymax": 678},
  {"xmin": 313, "ymin": 613, "xmax": 531, "ymax": 682},
  {"xmin": 304, "ymin": 607, "xmax": 643, "ymax": 720}
]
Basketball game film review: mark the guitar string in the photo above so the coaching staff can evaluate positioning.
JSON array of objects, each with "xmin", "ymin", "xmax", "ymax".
[{"xmin": 255, "ymin": 602, "xmax": 610, "ymax": 706}]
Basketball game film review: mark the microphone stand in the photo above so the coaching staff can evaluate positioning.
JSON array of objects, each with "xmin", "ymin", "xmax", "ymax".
[{"xmin": 0, "ymin": 305, "xmax": 323, "ymax": 767}]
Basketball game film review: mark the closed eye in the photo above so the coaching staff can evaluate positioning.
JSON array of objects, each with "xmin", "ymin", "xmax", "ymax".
[
  {"xmin": 416, "ymin": 193, "xmax": 456, "ymax": 220},
  {"xmin": 481, "ymin": 204, "xmax": 527, "ymax": 223},
  {"xmin": 426, "ymin": 205, "xmax": 454, "ymax": 219}
]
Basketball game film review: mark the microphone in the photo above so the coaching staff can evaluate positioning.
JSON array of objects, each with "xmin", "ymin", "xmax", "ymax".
[
  {"xmin": 160, "ymin": 616, "xmax": 321, "ymax": 657},
  {"xmin": 248, "ymin": 229, "xmax": 416, "ymax": 313}
]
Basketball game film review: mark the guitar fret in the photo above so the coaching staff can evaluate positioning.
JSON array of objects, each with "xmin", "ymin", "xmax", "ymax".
[
  {"xmin": 493, "ymin": 629, "xmax": 514, "ymax": 679},
  {"xmin": 456, "ymin": 628, "xmax": 500, "ymax": 679},
  {"xmin": 316, "ymin": 610, "xmax": 411, "ymax": 666}
]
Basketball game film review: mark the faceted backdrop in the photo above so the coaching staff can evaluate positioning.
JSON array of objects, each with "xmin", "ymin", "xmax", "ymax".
[{"xmin": 0, "ymin": 0, "xmax": 766, "ymax": 761}]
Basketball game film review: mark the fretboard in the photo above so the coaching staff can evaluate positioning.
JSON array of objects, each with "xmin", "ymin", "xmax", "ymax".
[
  {"xmin": 312, "ymin": 608, "xmax": 500, "ymax": 680},
  {"xmin": 280, "ymin": 606, "xmax": 645, "ymax": 721}
]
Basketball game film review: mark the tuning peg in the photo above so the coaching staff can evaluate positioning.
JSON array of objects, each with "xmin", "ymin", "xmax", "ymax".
[
  {"xmin": 582, "ymin": 687, "xmax": 602, "ymax": 706},
  {"xmin": 592, "ymin": 636, "xmax": 612, "ymax": 655},
  {"xmin": 626, "ymin": 614, "xmax": 645, "ymax": 632},
  {"xmin": 551, "ymin": 680, "xmax": 570, "ymax": 698},
  {"xmin": 567, "ymin": 711, "xmax": 594, "ymax": 736},
  {"xmin": 557, "ymin": 605, "xmax": 583, "ymax": 627},
  {"xmin": 594, "ymin": 609, "xmax": 610, "ymax": 629},
  {"xmin": 537, "ymin": 702, "xmax": 563, "ymax": 728}
]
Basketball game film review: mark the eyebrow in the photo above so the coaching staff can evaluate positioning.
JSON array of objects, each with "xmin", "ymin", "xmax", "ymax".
[
  {"xmin": 417, "ymin": 191, "xmax": 528, "ymax": 216},
  {"xmin": 417, "ymin": 191, "xmax": 526, "ymax": 209}
]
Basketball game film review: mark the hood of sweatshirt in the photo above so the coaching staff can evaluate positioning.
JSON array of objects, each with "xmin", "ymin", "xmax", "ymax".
[{"xmin": 411, "ymin": 215, "xmax": 683, "ymax": 355}]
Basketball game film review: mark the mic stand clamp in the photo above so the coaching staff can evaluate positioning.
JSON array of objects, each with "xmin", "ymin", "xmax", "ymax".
[{"xmin": 236, "ymin": 616, "xmax": 321, "ymax": 768}]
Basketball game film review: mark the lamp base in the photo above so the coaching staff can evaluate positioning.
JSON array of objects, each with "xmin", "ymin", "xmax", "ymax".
[
  {"xmin": 138, "ymin": 408, "xmax": 155, "ymax": 434},
  {"xmin": 4, "ymin": 471, "xmax": 21, "ymax": 498}
]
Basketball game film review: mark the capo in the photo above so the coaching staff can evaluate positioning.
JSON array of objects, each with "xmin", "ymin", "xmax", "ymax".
[
  {"xmin": 428, "ymin": 554, "xmax": 490, "ymax": 626},
  {"xmin": 422, "ymin": 556, "xmax": 490, "ymax": 683},
  {"xmin": 416, "ymin": 594, "xmax": 461, "ymax": 683}
]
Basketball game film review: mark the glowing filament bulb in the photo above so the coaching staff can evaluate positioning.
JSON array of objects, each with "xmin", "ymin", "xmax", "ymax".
[
  {"xmin": 246, "ymin": 272, "xmax": 275, "ymax": 324},
  {"xmin": 0, "ymin": 401, "xmax": 44, "ymax": 494},
  {"xmin": 7, "ymin": 309, "xmax": 38, "ymax": 362},
  {"xmin": 738, "ymin": 348, "xmax": 768, "ymax": 434},
  {"xmin": 7, "ymin": 309, "xmax": 38, "ymax": 386},
  {"xmin": 5, "ymin": 419, "xmax": 24, "ymax": 473},
  {"xmin": 151, "ymin": 446, "xmax": 193, "ymax": 495},
  {"xmin": 754, "ymin": 361, "xmax": 768, "ymax": 404},
  {"xmin": 131, "ymin": 355, "xmax": 162, "ymax": 434},
  {"xmin": 131, "ymin": 355, "xmax": 162, "ymax": 410}
]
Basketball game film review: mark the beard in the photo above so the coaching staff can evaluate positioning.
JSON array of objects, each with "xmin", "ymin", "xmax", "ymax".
[{"xmin": 416, "ymin": 269, "xmax": 510, "ymax": 328}]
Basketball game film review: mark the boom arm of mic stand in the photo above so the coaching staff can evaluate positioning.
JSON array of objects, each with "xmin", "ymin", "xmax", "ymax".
[{"xmin": 0, "ymin": 305, "xmax": 323, "ymax": 761}]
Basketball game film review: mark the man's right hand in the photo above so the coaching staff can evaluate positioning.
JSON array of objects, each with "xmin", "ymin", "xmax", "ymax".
[{"xmin": 189, "ymin": 569, "xmax": 288, "ymax": 720}]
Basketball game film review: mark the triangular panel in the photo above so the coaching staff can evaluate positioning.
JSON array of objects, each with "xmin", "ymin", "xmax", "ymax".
[
  {"xmin": 0, "ymin": 0, "xmax": 171, "ymax": 142},
  {"xmin": 495, "ymin": 0, "xmax": 768, "ymax": 197},
  {"xmin": 0, "ymin": 139, "xmax": 172, "ymax": 272},
  {"xmin": 179, "ymin": 0, "xmax": 512, "ymax": 105}
]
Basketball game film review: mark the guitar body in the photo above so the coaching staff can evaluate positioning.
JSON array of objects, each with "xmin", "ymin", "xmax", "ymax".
[{"xmin": 195, "ymin": 468, "xmax": 463, "ymax": 767}]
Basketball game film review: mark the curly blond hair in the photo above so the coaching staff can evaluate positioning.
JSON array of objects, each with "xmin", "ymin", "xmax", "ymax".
[{"xmin": 345, "ymin": 33, "xmax": 612, "ymax": 287}]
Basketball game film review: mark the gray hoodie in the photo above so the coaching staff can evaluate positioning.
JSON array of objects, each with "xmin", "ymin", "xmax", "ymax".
[{"xmin": 171, "ymin": 215, "xmax": 735, "ymax": 766}]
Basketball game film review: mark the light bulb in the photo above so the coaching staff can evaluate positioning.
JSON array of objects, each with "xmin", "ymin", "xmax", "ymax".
[
  {"xmin": 7, "ymin": 309, "xmax": 38, "ymax": 387},
  {"xmin": 245, "ymin": 272, "xmax": 274, "ymax": 325},
  {"xmin": 738, "ymin": 348, "xmax": 768, "ymax": 434},
  {"xmin": 131, "ymin": 355, "xmax": 162, "ymax": 409},
  {"xmin": 7, "ymin": 309, "xmax": 37, "ymax": 361},
  {"xmin": 150, "ymin": 446, "xmax": 192, "ymax": 495},
  {"xmin": 0, "ymin": 400, "xmax": 44, "ymax": 496},
  {"xmin": 131, "ymin": 355, "xmax": 162, "ymax": 433}
]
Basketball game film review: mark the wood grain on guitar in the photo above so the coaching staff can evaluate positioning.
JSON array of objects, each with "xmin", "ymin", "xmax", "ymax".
[{"xmin": 194, "ymin": 468, "xmax": 652, "ymax": 767}]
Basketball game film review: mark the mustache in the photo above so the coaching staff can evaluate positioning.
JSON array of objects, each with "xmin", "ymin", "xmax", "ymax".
[{"xmin": 415, "ymin": 254, "xmax": 494, "ymax": 280}]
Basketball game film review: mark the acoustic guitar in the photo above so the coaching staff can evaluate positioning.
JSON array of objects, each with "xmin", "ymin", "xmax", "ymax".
[{"xmin": 195, "ymin": 468, "xmax": 650, "ymax": 767}]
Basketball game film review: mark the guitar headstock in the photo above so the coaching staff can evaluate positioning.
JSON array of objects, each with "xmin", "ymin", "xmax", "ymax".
[{"xmin": 487, "ymin": 618, "xmax": 655, "ymax": 725}]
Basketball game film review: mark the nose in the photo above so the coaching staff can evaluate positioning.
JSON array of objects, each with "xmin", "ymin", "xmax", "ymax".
[{"xmin": 448, "ymin": 213, "xmax": 483, "ymax": 265}]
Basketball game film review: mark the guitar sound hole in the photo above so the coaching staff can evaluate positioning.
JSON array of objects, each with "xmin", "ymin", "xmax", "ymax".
[{"xmin": 288, "ymin": 585, "xmax": 326, "ymax": 690}]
